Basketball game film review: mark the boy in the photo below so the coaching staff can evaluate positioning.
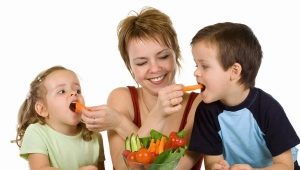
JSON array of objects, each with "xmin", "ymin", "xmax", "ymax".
[{"xmin": 189, "ymin": 22, "xmax": 300, "ymax": 170}]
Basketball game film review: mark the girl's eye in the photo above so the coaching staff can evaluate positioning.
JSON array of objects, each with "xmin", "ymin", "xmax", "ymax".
[
  {"xmin": 77, "ymin": 89, "xmax": 81, "ymax": 94},
  {"xmin": 58, "ymin": 90, "xmax": 66, "ymax": 94}
]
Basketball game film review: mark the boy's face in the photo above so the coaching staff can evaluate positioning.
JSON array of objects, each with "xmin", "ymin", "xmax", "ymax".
[{"xmin": 192, "ymin": 41, "xmax": 232, "ymax": 104}]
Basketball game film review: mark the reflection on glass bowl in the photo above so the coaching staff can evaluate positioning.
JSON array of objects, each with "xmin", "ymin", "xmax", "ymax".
[{"xmin": 123, "ymin": 155, "xmax": 179, "ymax": 170}]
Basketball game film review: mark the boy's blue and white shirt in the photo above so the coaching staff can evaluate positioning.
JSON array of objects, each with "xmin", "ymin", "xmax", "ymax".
[{"xmin": 189, "ymin": 87, "xmax": 300, "ymax": 168}]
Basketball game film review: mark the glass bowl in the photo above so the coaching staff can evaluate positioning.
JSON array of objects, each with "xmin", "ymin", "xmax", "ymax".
[{"xmin": 123, "ymin": 156, "xmax": 179, "ymax": 170}]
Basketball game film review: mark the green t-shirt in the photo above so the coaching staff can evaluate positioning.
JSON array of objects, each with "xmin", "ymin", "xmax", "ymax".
[{"xmin": 20, "ymin": 123, "xmax": 105, "ymax": 170}]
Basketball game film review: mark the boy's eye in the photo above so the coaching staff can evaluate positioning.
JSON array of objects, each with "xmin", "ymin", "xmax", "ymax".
[{"xmin": 200, "ymin": 63, "xmax": 209, "ymax": 69}]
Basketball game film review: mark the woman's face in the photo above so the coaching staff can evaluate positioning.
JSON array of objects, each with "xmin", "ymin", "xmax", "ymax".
[{"xmin": 128, "ymin": 38, "xmax": 177, "ymax": 95}]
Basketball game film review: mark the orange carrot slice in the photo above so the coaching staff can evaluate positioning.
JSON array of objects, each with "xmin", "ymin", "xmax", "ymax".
[
  {"xmin": 155, "ymin": 139, "xmax": 161, "ymax": 155},
  {"xmin": 182, "ymin": 84, "xmax": 204, "ymax": 92},
  {"xmin": 148, "ymin": 139, "xmax": 156, "ymax": 153},
  {"xmin": 157, "ymin": 136, "xmax": 166, "ymax": 154},
  {"xmin": 69, "ymin": 101, "xmax": 85, "ymax": 113}
]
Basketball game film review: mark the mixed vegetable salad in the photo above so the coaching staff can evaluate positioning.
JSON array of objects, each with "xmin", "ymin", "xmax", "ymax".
[{"xmin": 122, "ymin": 129, "xmax": 187, "ymax": 169}]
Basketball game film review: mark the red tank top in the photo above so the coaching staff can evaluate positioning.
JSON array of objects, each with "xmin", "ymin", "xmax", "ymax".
[{"xmin": 127, "ymin": 86, "xmax": 202, "ymax": 170}]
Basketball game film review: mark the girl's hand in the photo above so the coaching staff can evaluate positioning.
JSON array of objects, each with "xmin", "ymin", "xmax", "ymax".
[
  {"xmin": 79, "ymin": 165, "xmax": 98, "ymax": 170},
  {"xmin": 153, "ymin": 84, "xmax": 184, "ymax": 116},
  {"xmin": 81, "ymin": 105, "xmax": 121, "ymax": 132},
  {"xmin": 212, "ymin": 160, "xmax": 230, "ymax": 170}
]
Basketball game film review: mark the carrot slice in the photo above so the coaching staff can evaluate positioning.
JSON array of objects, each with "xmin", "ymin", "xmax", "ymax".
[
  {"xmin": 182, "ymin": 84, "xmax": 204, "ymax": 92},
  {"xmin": 148, "ymin": 139, "xmax": 156, "ymax": 153},
  {"xmin": 69, "ymin": 101, "xmax": 85, "ymax": 113},
  {"xmin": 157, "ymin": 136, "xmax": 166, "ymax": 154},
  {"xmin": 75, "ymin": 102, "xmax": 85, "ymax": 113},
  {"xmin": 155, "ymin": 139, "xmax": 161, "ymax": 155}
]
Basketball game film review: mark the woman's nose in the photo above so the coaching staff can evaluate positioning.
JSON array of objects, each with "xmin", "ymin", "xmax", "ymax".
[{"xmin": 149, "ymin": 61, "xmax": 161, "ymax": 73}]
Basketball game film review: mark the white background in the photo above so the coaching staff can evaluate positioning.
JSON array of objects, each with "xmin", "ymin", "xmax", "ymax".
[{"xmin": 1, "ymin": 1, "xmax": 299, "ymax": 169}]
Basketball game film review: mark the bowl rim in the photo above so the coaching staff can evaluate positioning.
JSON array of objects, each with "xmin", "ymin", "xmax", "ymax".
[{"xmin": 123, "ymin": 155, "xmax": 180, "ymax": 166}]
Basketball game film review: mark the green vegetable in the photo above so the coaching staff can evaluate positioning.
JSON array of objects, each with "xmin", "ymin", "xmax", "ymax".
[{"xmin": 150, "ymin": 129, "xmax": 163, "ymax": 140}]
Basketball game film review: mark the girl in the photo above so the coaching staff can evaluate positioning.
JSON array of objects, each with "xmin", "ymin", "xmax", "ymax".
[{"xmin": 13, "ymin": 66, "xmax": 105, "ymax": 170}]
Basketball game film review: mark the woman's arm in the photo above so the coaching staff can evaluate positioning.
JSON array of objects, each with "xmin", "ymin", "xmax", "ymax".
[
  {"xmin": 107, "ymin": 85, "xmax": 185, "ymax": 169},
  {"xmin": 177, "ymin": 94, "xmax": 203, "ymax": 169}
]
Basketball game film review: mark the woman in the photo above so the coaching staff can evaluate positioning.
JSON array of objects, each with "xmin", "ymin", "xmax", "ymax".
[{"xmin": 82, "ymin": 7, "xmax": 202, "ymax": 169}]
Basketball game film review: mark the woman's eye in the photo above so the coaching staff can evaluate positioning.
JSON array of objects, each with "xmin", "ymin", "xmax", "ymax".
[
  {"xmin": 159, "ymin": 54, "xmax": 169, "ymax": 60},
  {"xmin": 136, "ymin": 62, "xmax": 146, "ymax": 66},
  {"xmin": 77, "ymin": 89, "xmax": 81, "ymax": 94}
]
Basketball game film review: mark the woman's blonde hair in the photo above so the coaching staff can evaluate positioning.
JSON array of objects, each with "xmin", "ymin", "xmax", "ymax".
[{"xmin": 117, "ymin": 7, "xmax": 181, "ymax": 77}]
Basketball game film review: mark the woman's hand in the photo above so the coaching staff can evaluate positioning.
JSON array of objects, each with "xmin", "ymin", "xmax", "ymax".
[
  {"xmin": 153, "ymin": 84, "xmax": 184, "ymax": 116},
  {"xmin": 81, "ymin": 105, "xmax": 121, "ymax": 132}
]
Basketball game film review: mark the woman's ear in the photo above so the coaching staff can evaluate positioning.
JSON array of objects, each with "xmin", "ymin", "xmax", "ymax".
[
  {"xmin": 230, "ymin": 62, "xmax": 242, "ymax": 81},
  {"xmin": 35, "ymin": 101, "xmax": 48, "ymax": 118}
]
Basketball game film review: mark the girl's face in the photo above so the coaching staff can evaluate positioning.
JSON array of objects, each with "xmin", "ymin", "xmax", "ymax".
[
  {"xmin": 192, "ymin": 41, "xmax": 232, "ymax": 103},
  {"xmin": 128, "ymin": 38, "xmax": 177, "ymax": 95},
  {"xmin": 42, "ymin": 70, "xmax": 84, "ymax": 134}
]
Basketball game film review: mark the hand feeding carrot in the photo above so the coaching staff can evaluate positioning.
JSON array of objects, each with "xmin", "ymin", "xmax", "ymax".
[
  {"xmin": 69, "ymin": 101, "xmax": 85, "ymax": 113},
  {"xmin": 182, "ymin": 84, "xmax": 204, "ymax": 92}
]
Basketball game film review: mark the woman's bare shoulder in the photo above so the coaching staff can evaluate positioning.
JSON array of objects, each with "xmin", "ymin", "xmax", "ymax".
[
  {"xmin": 107, "ymin": 86, "xmax": 134, "ymax": 115},
  {"xmin": 108, "ymin": 86, "xmax": 131, "ymax": 99}
]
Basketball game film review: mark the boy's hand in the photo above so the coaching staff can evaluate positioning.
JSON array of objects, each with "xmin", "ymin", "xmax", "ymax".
[
  {"xmin": 212, "ymin": 160, "xmax": 230, "ymax": 170},
  {"xmin": 230, "ymin": 164, "xmax": 253, "ymax": 170},
  {"xmin": 79, "ymin": 165, "xmax": 98, "ymax": 170}
]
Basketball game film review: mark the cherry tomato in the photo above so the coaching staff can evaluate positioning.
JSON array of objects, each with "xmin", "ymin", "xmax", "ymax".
[
  {"xmin": 135, "ymin": 148, "xmax": 153, "ymax": 164},
  {"xmin": 167, "ymin": 131, "xmax": 186, "ymax": 149},
  {"xmin": 126, "ymin": 151, "xmax": 136, "ymax": 162},
  {"xmin": 122, "ymin": 149, "xmax": 131, "ymax": 158}
]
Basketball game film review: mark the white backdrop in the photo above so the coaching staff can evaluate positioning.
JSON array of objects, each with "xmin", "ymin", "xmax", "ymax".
[{"xmin": 1, "ymin": 1, "xmax": 299, "ymax": 169}]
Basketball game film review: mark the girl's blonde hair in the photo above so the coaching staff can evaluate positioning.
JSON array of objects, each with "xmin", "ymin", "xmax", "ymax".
[{"xmin": 14, "ymin": 65, "xmax": 93, "ymax": 147}]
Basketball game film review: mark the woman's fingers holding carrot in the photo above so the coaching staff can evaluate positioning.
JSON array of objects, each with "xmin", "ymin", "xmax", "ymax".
[{"xmin": 182, "ymin": 84, "xmax": 204, "ymax": 92}]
